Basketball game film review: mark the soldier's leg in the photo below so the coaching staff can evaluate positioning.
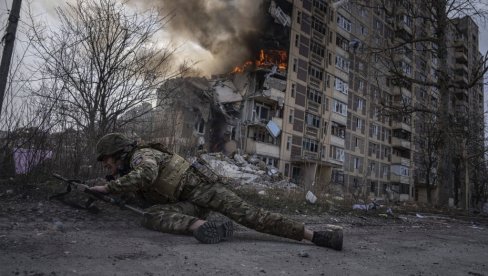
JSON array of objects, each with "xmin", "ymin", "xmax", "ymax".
[
  {"xmin": 142, "ymin": 201, "xmax": 209, "ymax": 235},
  {"xmin": 185, "ymin": 182, "xmax": 304, "ymax": 241}
]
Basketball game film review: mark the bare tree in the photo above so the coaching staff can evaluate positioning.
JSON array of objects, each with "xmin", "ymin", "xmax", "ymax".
[{"xmin": 27, "ymin": 0, "xmax": 182, "ymax": 146}]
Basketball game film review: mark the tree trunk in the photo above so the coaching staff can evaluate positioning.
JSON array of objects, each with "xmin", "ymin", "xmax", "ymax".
[{"xmin": 434, "ymin": 0, "xmax": 452, "ymax": 207}]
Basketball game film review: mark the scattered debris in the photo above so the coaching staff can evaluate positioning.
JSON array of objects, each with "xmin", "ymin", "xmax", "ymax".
[
  {"xmin": 353, "ymin": 201, "xmax": 379, "ymax": 211},
  {"xmin": 6, "ymin": 189, "xmax": 13, "ymax": 195},
  {"xmin": 298, "ymin": 251, "xmax": 309, "ymax": 258},
  {"xmin": 416, "ymin": 214, "xmax": 425, "ymax": 219},
  {"xmin": 306, "ymin": 191, "xmax": 317, "ymax": 204},
  {"xmin": 197, "ymin": 153, "xmax": 298, "ymax": 190}
]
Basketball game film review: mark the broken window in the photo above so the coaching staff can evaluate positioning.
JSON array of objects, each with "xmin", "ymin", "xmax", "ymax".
[
  {"xmin": 194, "ymin": 118, "xmax": 205, "ymax": 134},
  {"xmin": 254, "ymin": 103, "xmax": 271, "ymax": 122}
]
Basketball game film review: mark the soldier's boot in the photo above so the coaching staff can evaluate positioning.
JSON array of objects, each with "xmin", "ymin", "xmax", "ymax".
[
  {"xmin": 312, "ymin": 226, "xmax": 343, "ymax": 251},
  {"xmin": 193, "ymin": 220, "xmax": 234, "ymax": 244}
]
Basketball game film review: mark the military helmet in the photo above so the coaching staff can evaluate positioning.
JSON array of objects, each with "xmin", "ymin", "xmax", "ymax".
[{"xmin": 96, "ymin": 133, "xmax": 133, "ymax": 161}]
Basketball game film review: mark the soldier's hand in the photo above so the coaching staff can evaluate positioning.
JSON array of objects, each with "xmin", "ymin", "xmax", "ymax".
[{"xmin": 90, "ymin": 185, "xmax": 109, "ymax": 194}]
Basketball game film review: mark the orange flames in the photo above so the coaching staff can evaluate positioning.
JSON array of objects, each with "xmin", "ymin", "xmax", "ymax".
[{"xmin": 232, "ymin": 49, "xmax": 288, "ymax": 73}]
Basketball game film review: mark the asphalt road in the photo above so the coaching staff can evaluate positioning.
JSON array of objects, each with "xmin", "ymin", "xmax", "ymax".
[{"xmin": 1, "ymin": 187, "xmax": 487, "ymax": 276}]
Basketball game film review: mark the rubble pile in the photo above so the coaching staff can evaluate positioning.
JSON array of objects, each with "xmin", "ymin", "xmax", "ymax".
[{"xmin": 197, "ymin": 153, "xmax": 299, "ymax": 190}]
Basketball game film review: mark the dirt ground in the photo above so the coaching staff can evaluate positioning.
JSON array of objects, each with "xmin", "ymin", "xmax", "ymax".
[{"xmin": 1, "ymin": 183, "xmax": 488, "ymax": 276}]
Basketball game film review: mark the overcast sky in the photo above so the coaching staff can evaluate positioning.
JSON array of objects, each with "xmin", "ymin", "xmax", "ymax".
[{"xmin": 0, "ymin": 0, "xmax": 487, "ymax": 85}]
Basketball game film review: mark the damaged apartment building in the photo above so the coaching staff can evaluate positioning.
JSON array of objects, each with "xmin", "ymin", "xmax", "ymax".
[{"xmin": 150, "ymin": 0, "xmax": 484, "ymax": 204}]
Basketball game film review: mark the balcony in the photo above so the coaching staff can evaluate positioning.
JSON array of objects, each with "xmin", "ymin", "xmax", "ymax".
[
  {"xmin": 391, "ymin": 121, "xmax": 411, "ymax": 132},
  {"xmin": 245, "ymin": 138, "xmax": 280, "ymax": 158},
  {"xmin": 330, "ymin": 135, "xmax": 345, "ymax": 147},
  {"xmin": 331, "ymin": 112, "xmax": 347, "ymax": 126},
  {"xmin": 454, "ymin": 72, "xmax": 468, "ymax": 86},
  {"xmin": 396, "ymin": 21, "xmax": 413, "ymax": 35},
  {"xmin": 391, "ymin": 155, "xmax": 410, "ymax": 166},
  {"xmin": 310, "ymin": 52, "xmax": 325, "ymax": 68},
  {"xmin": 455, "ymin": 51, "xmax": 468, "ymax": 64},
  {"xmin": 454, "ymin": 89, "xmax": 468, "ymax": 101},
  {"xmin": 391, "ymin": 86, "xmax": 412, "ymax": 97},
  {"xmin": 391, "ymin": 174, "xmax": 410, "ymax": 184},
  {"xmin": 391, "ymin": 137, "xmax": 411, "ymax": 149},
  {"xmin": 308, "ymin": 76, "xmax": 323, "ymax": 90}
]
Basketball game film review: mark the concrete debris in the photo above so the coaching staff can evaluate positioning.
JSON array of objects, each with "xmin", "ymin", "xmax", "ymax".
[
  {"xmin": 353, "ymin": 201, "xmax": 379, "ymax": 211},
  {"xmin": 306, "ymin": 191, "xmax": 317, "ymax": 204},
  {"xmin": 6, "ymin": 189, "xmax": 13, "ymax": 195},
  {"xmin": 197, "ymin": 153, "xmax": 298, "ymax": 190},
  {"xmin": 416, "ymin": 214, "xmax": 425, "ymax": 218},
  {"xmin": 258, "ymin": 190, "xmax": 267, "ymax": 196},
  {"xmin": 298, "ymin": 251, "xmax": 309, "ymax": 258}
]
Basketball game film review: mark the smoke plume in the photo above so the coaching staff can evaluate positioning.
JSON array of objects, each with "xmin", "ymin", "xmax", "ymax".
[{"xmin": 139, "ymin": 0, "xmax": 267, "ymax": 74}]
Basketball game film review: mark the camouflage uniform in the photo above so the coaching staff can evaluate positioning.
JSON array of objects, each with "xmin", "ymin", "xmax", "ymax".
[{"xmin": 104, "ymin": 147, "xmax": 305, "ymax": 241}]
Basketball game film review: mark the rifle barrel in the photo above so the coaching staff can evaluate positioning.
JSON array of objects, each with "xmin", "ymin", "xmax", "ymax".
[{"xmin": 52, "ymin": 173, "xmax": 145, "ymax": 216}]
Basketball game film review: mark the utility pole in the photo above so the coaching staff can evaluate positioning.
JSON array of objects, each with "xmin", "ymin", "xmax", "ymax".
[{"xmin": 0, "ymin": 0, "xmax": 22, "ymax": 119}]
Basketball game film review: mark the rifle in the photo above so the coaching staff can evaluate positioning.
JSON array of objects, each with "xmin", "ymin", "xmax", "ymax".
[{"xmin": 51, "ymin": 173, "xmax": 145, "ymax": 216}]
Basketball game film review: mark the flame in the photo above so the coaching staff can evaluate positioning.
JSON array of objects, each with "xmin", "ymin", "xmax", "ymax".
[{"xmin": 232, "ymin": 49, "xmax": 288, "ymax": 73}]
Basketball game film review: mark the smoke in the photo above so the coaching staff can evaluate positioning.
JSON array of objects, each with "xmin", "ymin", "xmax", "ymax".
[{"xmin": 138, "ymin": 0, "xmax": 267, "ymax": 74}]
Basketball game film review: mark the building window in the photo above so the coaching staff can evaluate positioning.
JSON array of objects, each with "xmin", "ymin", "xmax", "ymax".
[
  {"xmin": 303, "ymin": 138, "xmax": 319, "ymax": 152},
  {"xmin": 194, "ymin": 118, "xmax": 205, "ymax": 134},
  {"xmin": 331, "ymin": 122, "xmax": 345, "ymax": 138},
  {"xmin": 287, "ymin": 136, "xmax": 292, "ymax": 150},
  {"xmin": 293, "ymin": 58, "xmax": 297, "ymax": 72},
  {"xmin": 306, "ymin": 112, "xmax": 321, "ymax": 128},
  {"xmin": 295, "ymin": 34, "xmax": 300, "ymax": 47},
  {"xmin": 311, "ymin": 41, "xmax": 326, "ymax": 57},
  {"xmin": 254, "ymin": 103, "xmax": 270, "ymax": 122},
  {"xmin": 297, "ymin": 11, "xmax": 301, "ymax": 24},
  {"xmin": 357, "ymin": 98, "xmax": 364, "ymax": 110},
  {"xmin": 336, "ymin": 14, "xmax": 352, "ymax": 32},
  {"xmin": 354, "ymin": 157, "xmax": 361, "ymax": 169},
  {"xmin": 307, "ymin": 87, "xmax": 322, "ymax": 104},
  {"xmin": 330, "ymin": 145, "xmax": 345, "ymax": 161},
  {"xmin": 355, "ymin": 117, "xmax": 363, "ymax": 129},
  {"xmin": 333, "ymin": 99, "xmax": 348, "ymax": 116},
  {"xmin": 291, "ymin": 83, "xmax": 296, "ymax": 98},
  {"xmin": 360, "ymin": 24, "xmax": 368, "ymax": 35},
  {"xmin": 289, "ymin": 109, "xmax": 294, "ymax": 124},
  {"xmin": 312, "ymin": 16, "xmax": 327, "ymax": 34},
  {"xmin": 308, "ymin": 65, "xmax": 324, "ymax": 80},
  {"xmin": 334, "ymin": 77, "xmax": 348, "ymax": 94},
  {"xmin": 335, "ymin": 54, "xmax": 350, "ymax": 72},
  {"xmin": 336, "ymin": 34, "xmax": 349, "ymax": 51}
]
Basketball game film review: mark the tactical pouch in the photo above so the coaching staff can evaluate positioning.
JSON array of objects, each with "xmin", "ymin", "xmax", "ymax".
[{"xmin": 153, "ymin": 154, "xmax": 190, "ymax": 201}]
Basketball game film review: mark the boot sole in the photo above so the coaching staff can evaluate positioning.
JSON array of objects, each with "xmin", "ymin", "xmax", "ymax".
[{"xmin": 194, "ymin": 221, "xmax": 234, "ymax": 244}]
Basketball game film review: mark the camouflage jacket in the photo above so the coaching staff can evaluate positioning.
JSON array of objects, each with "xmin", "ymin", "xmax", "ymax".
[{"xmin": 104, "ymin": 147, "xmax": 190, "ymax": 203}]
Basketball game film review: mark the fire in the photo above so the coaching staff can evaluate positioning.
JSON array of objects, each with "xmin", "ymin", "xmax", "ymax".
[{"xmin": 232, "ymin": 49, "xmax": 288, "ymax": 73}]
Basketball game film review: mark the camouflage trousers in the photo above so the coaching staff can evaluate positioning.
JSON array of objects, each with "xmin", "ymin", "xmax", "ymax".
[{"xmin": 141, "ymin": 169, "xmax": 305, "ymax": 241}]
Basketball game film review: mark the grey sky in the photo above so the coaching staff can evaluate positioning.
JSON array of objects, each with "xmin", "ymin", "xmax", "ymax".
[{"xmin": 0, "ymin": 0, "xmax": 487, "ymax": 79}]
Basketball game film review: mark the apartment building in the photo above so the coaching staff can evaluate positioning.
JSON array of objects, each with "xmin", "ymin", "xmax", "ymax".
[
  {"xmin": 276, "ymin": 0, "xmax": 483, "ymax": 202},
  {"xmin": 147, "ymin": 0, "xmax": 483, "ymax": 204}
]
